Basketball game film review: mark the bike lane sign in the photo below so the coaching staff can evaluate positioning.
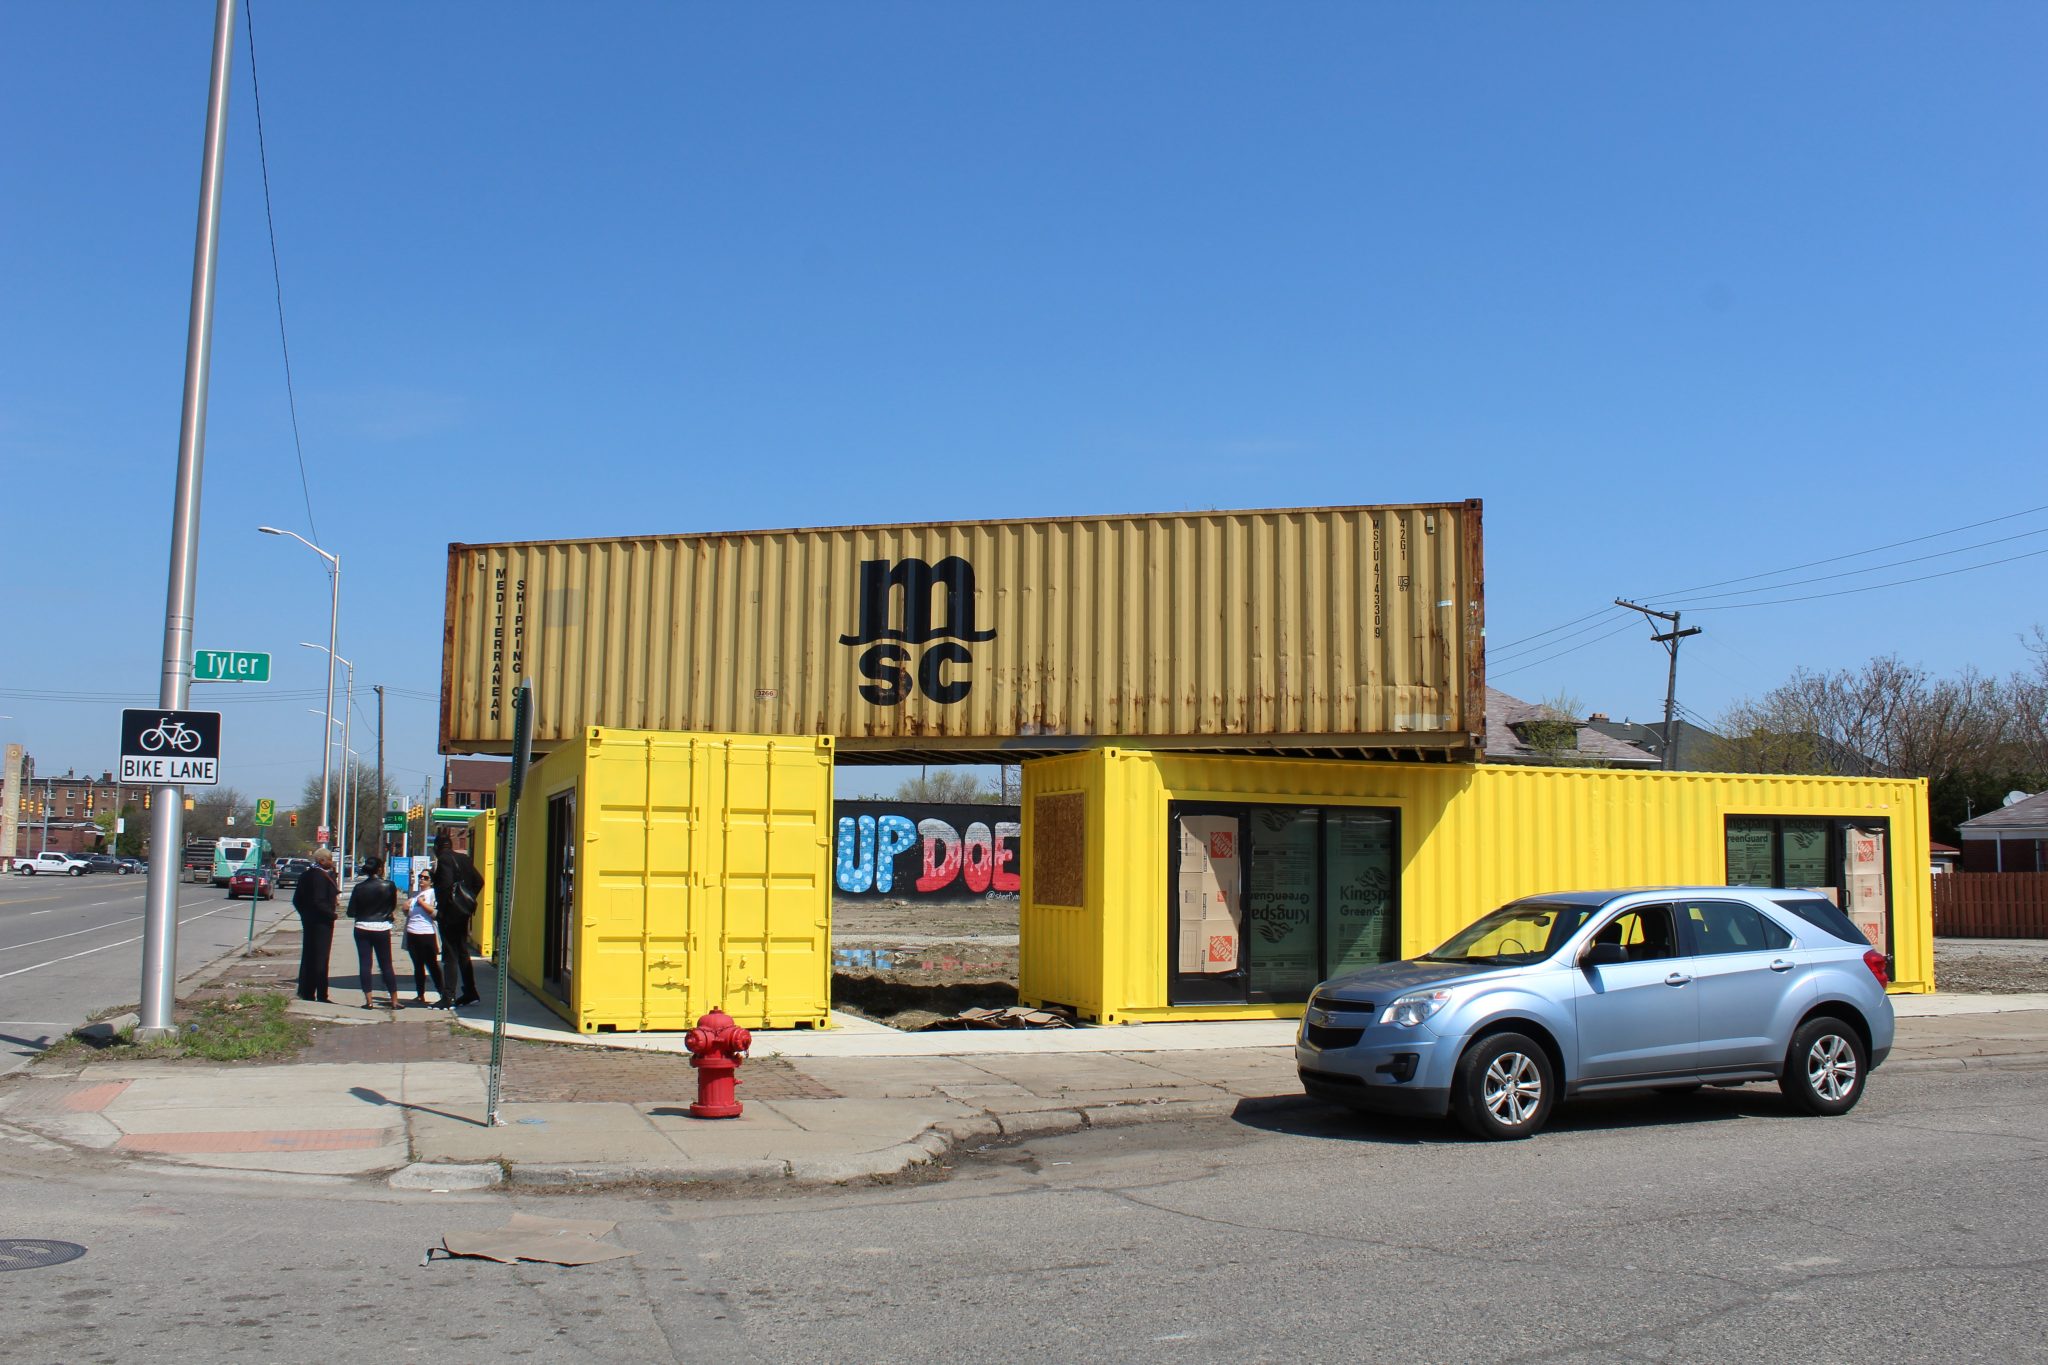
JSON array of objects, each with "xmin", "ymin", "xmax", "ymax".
[{"xmin": 119, "ymin": 708, "xmax": 222, "ymax": 785}]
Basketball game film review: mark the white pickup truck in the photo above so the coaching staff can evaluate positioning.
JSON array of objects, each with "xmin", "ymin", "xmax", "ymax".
[{"xmin": 14, "ymin": 851, "xmax": 89, "ymax": 876}]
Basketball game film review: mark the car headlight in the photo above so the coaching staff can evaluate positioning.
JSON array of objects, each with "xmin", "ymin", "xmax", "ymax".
[{"xmin": 1379, "ymin": 990, "xmax": 1454, "ymax": 1028}]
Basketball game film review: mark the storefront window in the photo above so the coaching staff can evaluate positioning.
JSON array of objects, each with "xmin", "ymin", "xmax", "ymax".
[
  {"xmin": 1170, "ymin": 802, "xmax": 1399, "ymax": 1005},
  {"xmin": 1724, "ymin": 815, "xmax": 1892, "ymax": 960}
]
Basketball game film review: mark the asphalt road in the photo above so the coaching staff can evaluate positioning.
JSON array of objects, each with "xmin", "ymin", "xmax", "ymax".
[
  {"xmin": 2, "ymin": 1067, "xmax": 2042, "ymax": 1363},
  {"xmin": 0, "ymin": 869, "xmax": 292, "ymax": 1071}
]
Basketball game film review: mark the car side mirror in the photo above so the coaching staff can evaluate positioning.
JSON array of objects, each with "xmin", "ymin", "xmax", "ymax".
[{"xmin": 1581, "ymin": 942, "xmax": 1627, "ymax": 969}]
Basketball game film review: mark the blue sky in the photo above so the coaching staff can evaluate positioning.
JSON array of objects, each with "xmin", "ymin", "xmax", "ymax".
[{"xmin": 3, "ymin": 2, "xmax": 2043, "ymax": 802}]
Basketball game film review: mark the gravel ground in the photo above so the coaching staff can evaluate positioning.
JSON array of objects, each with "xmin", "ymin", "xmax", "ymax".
[{"xmin": 1934, "ymin": 937, "xmax": 2048, "ymax": 992}]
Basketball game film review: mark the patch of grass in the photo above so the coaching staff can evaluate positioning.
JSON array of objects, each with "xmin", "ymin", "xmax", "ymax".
[
  {"xmin": 172, "ymin": 991, "xmax": 311, "ymax": 1060},
  {"xmin": 35, "ymin": 991, "xmax": 311, "ymax": 1066}
]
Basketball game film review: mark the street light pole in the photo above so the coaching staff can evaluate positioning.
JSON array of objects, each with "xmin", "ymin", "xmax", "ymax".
[
  {"xmin": 140, "ymin": 0, "xmax": 238, "ymax": 1040},
  {"xmin": 263, "ymin": 527, "xmax": 339, "ymax": 846}
]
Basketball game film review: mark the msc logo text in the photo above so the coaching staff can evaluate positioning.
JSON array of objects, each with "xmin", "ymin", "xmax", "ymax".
[{"xmin": 840, "ymin": 557, "xmax": 994, "ymax": 706}]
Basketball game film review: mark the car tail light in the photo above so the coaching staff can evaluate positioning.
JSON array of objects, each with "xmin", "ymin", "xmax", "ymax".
[{"xmin": 1863, "ymin": 949, "xmax": 1889, "ymax": 988}]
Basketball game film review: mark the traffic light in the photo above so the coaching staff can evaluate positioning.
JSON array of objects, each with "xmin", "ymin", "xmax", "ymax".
[
  {"xmin": 183, "ymin": 797, "xmax": 195, "ymax": 812},
  {"xmin": 289, "ymin": 810, "xmax": 299, "ymax": 828}
]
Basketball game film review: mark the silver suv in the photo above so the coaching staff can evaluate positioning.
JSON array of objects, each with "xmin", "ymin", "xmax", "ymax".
[{"xmin": 1296, "ymin": 887, "xmax": 1895, "ymax": 1139}]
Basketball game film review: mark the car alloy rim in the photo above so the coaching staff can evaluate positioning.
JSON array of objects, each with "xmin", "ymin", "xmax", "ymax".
[
  {"xmin": 1483, "ymin": 1051, "xmax": 1542, "ymax": 1126},
  {"xmin": 1807, "ymin": 1034, "xmax": 1858, "ymax": 1101}
]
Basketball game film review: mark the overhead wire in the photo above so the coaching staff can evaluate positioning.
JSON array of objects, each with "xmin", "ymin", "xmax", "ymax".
[
  {"xmin": 1652, "ymin": 524, "xmax": 2048, "ymax": 609},
  {"xmin": 1490, "ymin": 619, "xmax": 1642, "ymax": 681},
  {"xmin": 1641, "ymin": 500, "xmax": 2048, "ymax": 602},
  {"xmin": 242, "ymin": 0, "xmax": 320, "ymax": 542},
  {"xmin": 1684, "ymin": 545, "xmax": 2048, "ymax": 612}
]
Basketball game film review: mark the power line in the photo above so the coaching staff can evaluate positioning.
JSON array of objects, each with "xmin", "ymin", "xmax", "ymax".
[
  {"xmin": 1643, "ymin": 500, "xmax": 2048, "ymax": 602},
  {"xmin": 1686, "ymin": 544, "xmax": 2048, "ymax": 612},
  {"xmin": 1490, "ymin": 606, "xmax": 1621, "ymax": 653},
  {"xmin": 1654, "ymin": 523, "xmax": 2048, "ymax": 609},
  {"xmin": 242, "ymin": 0, "xmax": 320, "ymax": 543},
  {"xmin": 1490, "ymin": 619, "xmax": 1641, "ymax": 681},
  {"xmin": 1488, "ymin": 608, "xmax": 1634, "ymax": 666}
]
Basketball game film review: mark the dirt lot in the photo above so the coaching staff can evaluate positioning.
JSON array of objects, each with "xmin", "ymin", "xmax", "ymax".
[
  {"xmin": 832, "ymin": 896, "xmax": 1019, "ymax": 1030},
  {"xmin": 1934, "ymin": 938, "xmax": 2048, "ymax": 993}
]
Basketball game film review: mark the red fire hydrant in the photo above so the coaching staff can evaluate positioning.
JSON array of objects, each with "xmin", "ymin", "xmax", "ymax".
[{"xmin": 684, "ymin": 1007, "xmax": 752, "ymax": 1119}]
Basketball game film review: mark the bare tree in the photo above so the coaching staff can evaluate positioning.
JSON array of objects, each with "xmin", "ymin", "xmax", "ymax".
[{"xmin": 892, "ymin": 769, "xmax": 1002, "ymax": 803}]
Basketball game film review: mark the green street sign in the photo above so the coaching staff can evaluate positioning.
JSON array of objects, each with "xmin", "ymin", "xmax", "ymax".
[
  {"xmin": 194, "ymin": 650, "xmax": 272, "ymax": 683},
  {"xmin": 254, "ymin": 798, "xmax": 276, "ymax": 827},
  {"xmin": 383, "ymin": 811, "xmax": 407, "ymax": 832}
]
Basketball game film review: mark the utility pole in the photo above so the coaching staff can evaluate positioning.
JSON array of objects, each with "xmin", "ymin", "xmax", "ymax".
[
  {"xmin": 374, "ymin": 684, "xmax": 385, "ymax": 859},
  {"xmin": 1614, "ymin": 599, "xmax": 1701, "ymax": 772},
  {"xmin": 140, "ymin": 0, "xmax": 236, "ymax": 1040}
]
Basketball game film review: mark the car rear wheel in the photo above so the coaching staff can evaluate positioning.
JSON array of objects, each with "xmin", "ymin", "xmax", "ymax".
[
  {"xmin": 1781, "ymin": 1017, "xmax": 1867, "ymax": 1117},
  {"xmin": 1452, "ymin": 1032, "xmax": 1555, "ymax": 1140},
  {"xmin": 20, "ymin": 867, "xmax": 34, "ymax": 876}
]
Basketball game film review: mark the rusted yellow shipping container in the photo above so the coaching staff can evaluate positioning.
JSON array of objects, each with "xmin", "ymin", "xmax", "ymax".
[
  {"xmin": 501, "ymin": 726, "xmax": 835, "ymax": 1032},
  {"xmin": 1019, "ymin": 749, "xmax": 1931, "ymax": 1024},
  {"xmin": 442, "ymin": 502, "xmax": 1485, "ymax": 762}
]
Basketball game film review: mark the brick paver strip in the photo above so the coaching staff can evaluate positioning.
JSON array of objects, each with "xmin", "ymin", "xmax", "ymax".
[
  {"xmin": 115, "ymin": 1128, "xmax": 387, "ymax": 1154},
  {"xmin": 3, "ymin": 1079, "xmax": 135, "ymax": 1118},
  {"xmin": 62, "ymin": 1080, "xmax": 132, "ymax": 1114},
  {"xmin": 294, "ymin": 1019, "xmax": 836, "ymax": 1101}
]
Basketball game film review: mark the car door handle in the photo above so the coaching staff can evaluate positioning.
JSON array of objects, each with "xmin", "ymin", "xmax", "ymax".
[
  {"xmin": 1768, "ymin": 958, "xmax": 1794, "ymax": 972},
  {"xmin": 1663, "ymin": 972, "xmax": 1693, "ymax": 987}
]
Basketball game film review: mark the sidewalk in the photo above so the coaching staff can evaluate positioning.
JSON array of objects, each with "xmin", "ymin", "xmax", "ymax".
[{"xmin": 3, "ymin": 919, "xmax": 2045, "ymax": 1190}]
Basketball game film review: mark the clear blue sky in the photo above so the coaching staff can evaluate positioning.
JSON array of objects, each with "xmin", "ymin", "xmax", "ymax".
[{"xmin": 3, "ymin": 3, "xmax": 2043, "ymax": 802}]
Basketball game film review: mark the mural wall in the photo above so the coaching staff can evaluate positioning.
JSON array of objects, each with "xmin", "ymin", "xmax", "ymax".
[{"xmin": 834, "ymin": 800, "xmax": 1021, "ymax": 902}]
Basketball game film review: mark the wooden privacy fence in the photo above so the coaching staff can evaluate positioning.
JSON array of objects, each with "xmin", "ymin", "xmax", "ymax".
[{"xmin": 1932, "ymin": 872, "xmax": 2048, "ymax": 938}]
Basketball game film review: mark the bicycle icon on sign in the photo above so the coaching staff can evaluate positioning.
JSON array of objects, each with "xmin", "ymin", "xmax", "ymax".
[{"xmin": 138, "ymin": 716, "xmax": 205, "ymax": 753}]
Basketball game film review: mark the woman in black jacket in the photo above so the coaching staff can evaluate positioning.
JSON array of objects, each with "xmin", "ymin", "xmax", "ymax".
[
  {"xmin": 291, "ymin": 848, "xmax": 339, "ymax": 1002},
  {"xmin": 345, "ymin": 854, "xmax": 402, "ymax": 1010}
]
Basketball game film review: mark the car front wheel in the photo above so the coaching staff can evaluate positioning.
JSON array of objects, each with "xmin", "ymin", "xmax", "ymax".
[
  {"xmin": 1452, "ymin": 1031, "xmax": 1556, "ymax": 1140},
  {"xmin": 71, "ymin": 867, "xmax": 85, "ymax": 876},
  {"xmin": 1782, "ymin": 1017, "xmax": 1867, "ymax": 1116}
]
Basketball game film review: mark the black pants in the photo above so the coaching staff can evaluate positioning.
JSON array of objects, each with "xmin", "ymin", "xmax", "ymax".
[
  {"xmin": 405, "ymin": 931, "xmax": 445, "ymax": 1000},
  {"xmin": 353, "ymin": 926, "xmax": 397, "ymax": 997},
  {"xmin": 296, "ymin": 913, "xmax": 335, "ymax": 1001},
  {"xmin": 440, "ymin": 913, "xmax": 478, "ymax": 1001}
]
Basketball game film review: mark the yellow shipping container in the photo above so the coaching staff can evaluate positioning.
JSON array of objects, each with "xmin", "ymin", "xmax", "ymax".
[
  {"xmin": 501, "ymin": 727, "xmax": 835, "ymax": 1032},
  {"xmin": 441, "ymin": 502, "xmax": 1485, "ymax": 763},
  {"xmin": 1020, "ymin": 750, "xmax": 1931, "ymax": 1024},
  {"xmin": 465, "ymin": 808, "xmax": 498, "ymax": 955}
]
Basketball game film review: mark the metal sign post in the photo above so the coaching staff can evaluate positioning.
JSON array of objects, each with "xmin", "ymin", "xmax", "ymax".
[
  {"xmin": 484, "ymin": 680, "xmax": 533, "ymax": 1127},
  {"xmin": 139, "ymin": 0, "xmax": 237, "ymax": 1040}
]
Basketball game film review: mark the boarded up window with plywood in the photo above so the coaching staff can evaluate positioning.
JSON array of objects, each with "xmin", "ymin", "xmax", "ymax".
[{"xmin": 1033, "ymin": 793, "xmax": 1085, "ymax": 907}]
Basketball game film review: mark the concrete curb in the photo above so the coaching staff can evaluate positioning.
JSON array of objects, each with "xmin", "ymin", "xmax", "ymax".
[{"xmin": 1886, "ymin": 1053, "xmax": 2048, "ymax": 1074}]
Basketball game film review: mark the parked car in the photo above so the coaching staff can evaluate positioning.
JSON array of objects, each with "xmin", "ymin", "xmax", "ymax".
[
  {"xmin": 1295, "ymin": 887, "xmax": 1894, "ymax": 1140},
  {"xmin": 227, "ymin": 866, "xmax": 275, "ymax": 900},
  {"xmin": 275, "ymin": 857, "xmax": 312, "ymax": 888},
  {"xmin": 118, "ymin": 857, "xmax": 145, "ymax": 874},
  {"xmin": 82, "ymin": 854, "xmax": 127, "ymax": 874},
  {"xmin": 15, "ymin": 851, "xmax": 90, "ymax": 877}
]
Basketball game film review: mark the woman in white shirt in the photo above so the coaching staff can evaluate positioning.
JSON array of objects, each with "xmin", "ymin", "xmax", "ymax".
[{"xmin": 403, "ymin": 871, "xmax": 450, "ymax": 1009}]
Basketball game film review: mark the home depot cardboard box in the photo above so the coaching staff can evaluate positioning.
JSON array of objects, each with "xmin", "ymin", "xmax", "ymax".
[{"xmin": 1175, "ymin": 815, "xmax": 1241, "ymax": 974}]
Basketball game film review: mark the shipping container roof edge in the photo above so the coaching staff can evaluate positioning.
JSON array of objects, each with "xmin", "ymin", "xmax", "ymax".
[{"xmin": 443, "ymin": 498, "xmax": 1483, "ymax": 552}]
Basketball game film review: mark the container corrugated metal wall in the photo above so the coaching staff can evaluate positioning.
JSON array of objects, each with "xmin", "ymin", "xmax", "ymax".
[
  {"xmin": 464, "ymin": 809, "xmax": 498, "ymax": 955},
  {"xmin": 443, "ymin": 502, "xmax": 1485, "ymax": 761},
  {"xmin": 506, "ymin": 727, "xmax": 835, "ymax": 1032},
  {"xmin": 1019, "ymin": 750, "xmax": 1932, "ymax": 1023}
]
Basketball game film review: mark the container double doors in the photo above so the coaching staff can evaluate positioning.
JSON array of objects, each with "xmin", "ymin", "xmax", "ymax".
[{"xmin": 1167, "ymin": 802, "xmax": 1400, "ymax": 1006}]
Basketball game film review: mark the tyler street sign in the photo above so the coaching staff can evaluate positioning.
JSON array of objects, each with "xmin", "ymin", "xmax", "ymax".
[
  {"xmin": 193, "ymin": 650, "xmax": 271, "ymax": 683},
  {"xmin": 118, "ymin": 708, "xmax": 222, "ymax": 785}
]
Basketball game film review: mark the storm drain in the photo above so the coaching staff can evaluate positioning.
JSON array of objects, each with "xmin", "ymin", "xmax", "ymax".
[{"xmin": 0, "ymin": 1240, "xmax": 87, "ymax": 1272}]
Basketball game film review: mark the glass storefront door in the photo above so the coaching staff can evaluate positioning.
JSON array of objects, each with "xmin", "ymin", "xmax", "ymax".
[{"xmin": 1169, "ymin": 802, "xmax": 1400, "ymax": 1006}]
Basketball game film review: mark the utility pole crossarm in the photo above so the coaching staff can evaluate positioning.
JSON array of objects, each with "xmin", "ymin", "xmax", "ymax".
[{"xmin": 1614, "ymin": 598, "xmax": 1703, "ymax": 773}]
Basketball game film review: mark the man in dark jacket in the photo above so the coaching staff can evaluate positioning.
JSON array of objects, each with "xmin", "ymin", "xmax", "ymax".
[
  {"xmin": 431, "ymin": 833, "xmax": 485, "ymax": 1005},
  {"xmin": 291, "ymin": 848, "xmax": 339, "ymax": 1002}
]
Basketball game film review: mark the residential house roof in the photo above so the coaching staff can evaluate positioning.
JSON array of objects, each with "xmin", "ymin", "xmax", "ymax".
[
  {"xmin": 1483, "ymin": 689, "xmax": 1660, "ymax": 767},
  {"xmin": 1582, "ymin": 716, "xmax": 1727, "ymax": 771},
  {"xmin": 1958, "ymin": 791, "xmax": 2048, "ymax": 838}
]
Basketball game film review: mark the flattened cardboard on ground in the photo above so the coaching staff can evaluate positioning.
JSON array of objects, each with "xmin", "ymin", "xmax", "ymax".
[{"xmin": 439, "ymin": 1213, "xmax": 636, "ymax": 1265}]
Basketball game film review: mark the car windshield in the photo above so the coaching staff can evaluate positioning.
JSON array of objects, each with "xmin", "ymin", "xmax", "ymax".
[{"xmin": 1423, "ymin": 900, "xmax": 1602, "ymax": 965}]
